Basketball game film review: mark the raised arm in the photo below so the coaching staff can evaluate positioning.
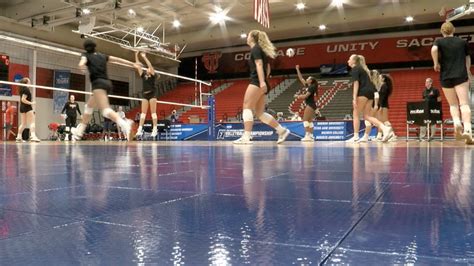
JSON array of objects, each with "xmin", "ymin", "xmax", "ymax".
[
  {"xmin": 109, "ymin": 56, "xmax": 139, "ymax": 69},
  {"xmin": 134, "ymin": 51, "xmax": 143, "ymax": 76},
  {"xmin": 140, "ymin": 52, "xmax": 155, "ymax": 75},
  {"xmin": 78, "ymin": 56, "xmax": 87, "ymax": 73},
  {"xmin": 295, "ymin": 65, "xmax": 306, "ymax": 86}
]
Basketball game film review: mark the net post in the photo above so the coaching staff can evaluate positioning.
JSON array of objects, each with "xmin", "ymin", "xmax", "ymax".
[{"xmin": 208, "ymin": 95, "xmax": 216, "ymax": 141}]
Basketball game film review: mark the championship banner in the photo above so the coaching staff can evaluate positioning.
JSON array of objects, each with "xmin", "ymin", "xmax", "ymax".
[
  {"xmin": 53, "ymin": 70, "xmax": 70, "ymax": 114},
  {"xmin": 144, "ymin": 121, "xmax": 375, "ymax": 141}
]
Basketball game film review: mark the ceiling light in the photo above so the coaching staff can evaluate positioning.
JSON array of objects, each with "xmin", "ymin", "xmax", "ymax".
[
  {"xmin": 405, "ymin": 16, "xmax": 414, "ymax": 22},
  {"xmin": 210, "ymin": 10, "xmax": 229, "ymax": 24},
  {"xmin": 127, "ymin": 9, "xmax": 136, "ymax": 18},
  {"xmin": 137, "ymin": 26, "xmax": 144, "ymax": 32},
  {"xmin": 172, "ymin": 20, "xmax": 181, "ymax": 28},
  {"xmin": 240, "ymin": 33, "xmax": 247, "ymax": 38},
  {"xmin": 319, "ymin": 24, "xmax": 327, "ymax": 30},
  {"xmin": 331, "ymin": 0, "xmax": 344, "ymax": 7},
  {"xmin": 296, "ymin": 3, "xmax": 306, "ymax": 10},
  {"xmin": 82, "ymin": 8, "xmax": 91, "ymax": 15}
]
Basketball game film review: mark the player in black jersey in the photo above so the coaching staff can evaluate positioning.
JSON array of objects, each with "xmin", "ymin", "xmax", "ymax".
[
  {"xmin": 61, "ymin": 94, "xmax": 82, "ymax": 141},
  {"xmin": 133, "ymin": 52, "xmax": 160, "ymax": 139},
  {"xmin": 295, "ymin": 65, "xmax": 318, "ymax": 142},
  {"xmin": 370, "ymin": 70, "xmax": 397, "ymax": 142},
  {"xmin": 233, "ymin": 30, "xmax": 289, "ymax": 145},
  {"xmin": 15, "ymin": 77, "xmax": 40, "ymax": 142},
  {"xmin": 347, "ymin": 54, "xmax": 393, "ymax": 143},
  {"xmin": 72, "ymin": 39, "xmax": 138, "ymax": 141},
  {"xmin": 432, "ymin": 21, "xmax": 472, "ymax": 144}
]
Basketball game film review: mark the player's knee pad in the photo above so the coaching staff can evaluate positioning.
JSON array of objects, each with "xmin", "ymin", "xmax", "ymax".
[
  {"xmin": 29, "ymin": 123, "xmax": 35, "ymax": 129},
  {"xmin": 140, "ymin": 113, "xmax": 146, "ymax": 120},
  {"xmin": 102, "ymin": 108, "xmax": 113, "ymax": 119},
  {"xmin": 243, "ymin": 109, "xmax": 253, "ymax": 122},
  {"xmin": 460, "ymin": 104, "xmax": 471, "ymax": 114},
  {"xmin": 308, "ymin": 122, "xmax": 314, "ymax": 128},
  {"xmin": 151, "ymin": 113, "xmax": 157, "ymax": 120},
  {"xmin": 258, "ymin": 112, "xmax": 273, "ymax": 124},
  {"xmin": 84, "ymin": 104, "xmax": 94, "ymax": 115},
  {"xmin": 450, "ymin": 105, "xmax": 459, "ymax": 114},
  {"xmin": 303, "ymin": 121, "xmax": 310, "ymax": 128},
  {"xmin": 364, "ymin": 120, "xmax": 372, "ymax": 127}
]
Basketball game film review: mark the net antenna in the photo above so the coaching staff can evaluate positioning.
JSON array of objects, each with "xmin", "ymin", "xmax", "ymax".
[{"xmin": 440, "ymin": 0, "xmax": 474, "ymax": 22}]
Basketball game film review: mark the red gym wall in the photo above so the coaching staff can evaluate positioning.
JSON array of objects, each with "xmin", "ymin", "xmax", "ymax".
[{"xmin": 180, "ymin": 31, "xmax": 474, "ymax": 78}]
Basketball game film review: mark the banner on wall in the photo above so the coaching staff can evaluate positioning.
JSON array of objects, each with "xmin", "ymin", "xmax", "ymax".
[
  {"xmin": 53, "ymin": 70, "xmax": 70, "ymax": 114},
  {"xmin": 153, "ymin": 121, "xmax": 374, "ymax": 141},
  {"xmin": 179, "ymin": 32, "xmax": 474, "ymax": 79}
]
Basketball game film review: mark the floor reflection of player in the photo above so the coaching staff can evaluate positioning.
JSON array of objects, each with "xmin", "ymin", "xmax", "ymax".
[{"xmin": 445, "ymin": 147, "xmax": 472, "ymax": 224}]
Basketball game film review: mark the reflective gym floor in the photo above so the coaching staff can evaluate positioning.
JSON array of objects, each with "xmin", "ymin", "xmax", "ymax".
[{"xmin": 0, "ymin": 141, "xmax": 473, "ymax": 265}]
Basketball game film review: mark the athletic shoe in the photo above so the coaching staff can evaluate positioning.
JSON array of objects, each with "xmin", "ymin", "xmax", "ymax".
[
  {"xmin": 346, "ymin": 136, "xmax": 359, "ymax": 143},
  {"xmin": 233, "ymin": 136, "xmax": 253, "ymax": 145},
  {"xmin": 277, "ymin": 128, "xmax": 290, "ymax": 144},
  {"xmin": 381, "ymin": 126, "xmax": 393, "ymax": 142},
  {"xmin": 71, "ymin": 125, "xmax": 84, "ymax": 141},
  {"xmin": 135, "ymin": 130, "xmax": 143, "ymax": 138},
  {"xmin": 15, "ymin": 138, "xmax": 24, "ymax": 143},
  {"xmin": 388, "ymin": 133, "xmax": 398, "ymax": 142},
  {"xmin": 357, "ymin": 135, "xmax": 369, "ymax": 143},
  {"xmin": 462, "ymin": 130, "xmax": 473, "ymax": 144},
  {"xmin": 121, "ymin": 119, "xmax": 134, "ymax": 141},
  {"xmin": 150, "ymin": 127, "xmax": 158, "ymax": 138},
  {"xmin": 454, "ymin": 123, "xmax": 463, "ymax": 140},
  {"xmin": 29, "ymin": 136, "xmax": 41, "ymax": 142},
  {"xmin": 301, "ymin": 135, "xmax": 314, "ymax": 142}
]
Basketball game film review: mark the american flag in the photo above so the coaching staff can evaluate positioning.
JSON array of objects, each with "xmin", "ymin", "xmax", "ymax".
[{"xmin": 254, "ymin": 0, "xmax": 270, "ymax": 28}]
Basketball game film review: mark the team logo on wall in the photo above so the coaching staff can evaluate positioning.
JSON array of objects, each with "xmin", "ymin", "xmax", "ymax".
[{"xmin": 202, "ymin": 52, "xmax": 222, "ymax": 74}]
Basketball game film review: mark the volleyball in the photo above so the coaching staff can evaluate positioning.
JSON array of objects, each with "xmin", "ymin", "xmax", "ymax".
[{"xmin": 286, "ymin": 48, "xmax": 295, "ymax": 57}]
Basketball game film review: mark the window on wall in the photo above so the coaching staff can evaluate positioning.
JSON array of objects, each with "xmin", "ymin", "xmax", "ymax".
[
  {"xmin": 70, "ymin": 73, "xmax": 85, "ymax": 102},
  {"xmin": 110, "ymin": 79, "xmax": 129, "ymax": 106}
]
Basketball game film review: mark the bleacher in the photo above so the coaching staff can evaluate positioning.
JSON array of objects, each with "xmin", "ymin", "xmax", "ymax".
[
  {"xmin": 179, "ymin": 77, "xmax": 285, "ymax": 123},
  {"xmin": 318, "ymin": 81, "xmax": 352, "ymax": 119},
  {"xmin": 126, "ymin": 81, "xmax": 216, "ymax": 121},
  {"xmin": 125, "ymin": 69, "xmax": 468, "ymax": 137},
  {"xmin": 388, "ymin": 69, "xmax": 449, "ymax": 137},
  {"xmin": 285, "ymin": 78, "xmax": 351, "ymax": 118}
]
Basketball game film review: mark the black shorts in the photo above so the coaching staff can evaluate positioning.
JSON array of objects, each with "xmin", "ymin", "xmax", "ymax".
[
  {"xmin": 65, "ymin": 116, "xmax": 77, "ymax": 128},
  {"xmin": 305, "ymin": 102, "xmax": 317, "ymax": 110},
  {"xmin": 91, "ymin": 78, "xmax": 113, "ymax": 92},
  {"xmin": 250, "ymin": 80, "xmax": 270, "ymax": 95},
  {"xmin": 143, "ymin": 90, "xmax": 157, "ymax": 100},
  {"xmin": 441, "ymin": 77, "xmax": 468, "ymax": 88},
  {"xmin": 380, "ymin": 98, "xmax": 389, "ymax": 109},
  {"xmin": 20, "ymin": 104, "xmax": 33, "ymax": 114},
  {"xmin": 357, "ymin": 89, "xmax": 375, "ymax": 100}
]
